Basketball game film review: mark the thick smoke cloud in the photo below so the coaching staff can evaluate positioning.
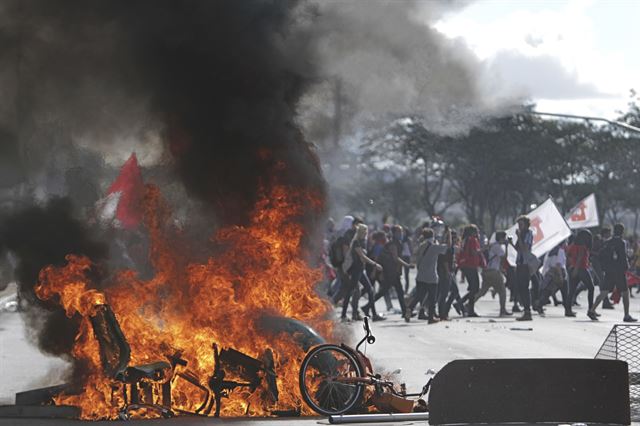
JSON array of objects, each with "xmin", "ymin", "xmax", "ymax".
[
  {"xmin": 0, "ymin": 0, "xmax": 325, "ymax": 224},
  {"xmin": 0, "ymin": 198, "xmax": 107, "ymax": 357},
  {"xmin": 299, "ymin": 0, "xmax": 493, "ymax": 142},
  {"xmin": 0, "ymin": 0, "xmax": 327, "ymax": 363}
]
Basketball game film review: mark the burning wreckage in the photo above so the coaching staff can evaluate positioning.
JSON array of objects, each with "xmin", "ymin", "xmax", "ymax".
[
  {"xmin": 0, "ymin": 0, "xmax": 439, "ymax": 419},
  {"xmin": 3, "ymin": 183, "xmax": 334, "ymax": 421},
  {"xmin": 15, "ymin": 305, "xmax": 324, "ymax": 420}
]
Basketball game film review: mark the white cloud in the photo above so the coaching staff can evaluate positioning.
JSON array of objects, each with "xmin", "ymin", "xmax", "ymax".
[
  {"xmin": 483, "ymin": 50, "xmax": 610, "ymax": 100},
  {"xmin": 433, "ymin": 0, "xmax": 640, "ymax": 117}
]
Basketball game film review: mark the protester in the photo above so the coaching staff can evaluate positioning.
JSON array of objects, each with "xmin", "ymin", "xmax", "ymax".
[
  {"xmin": 440, "ymin": 230, "xmax": 466, "ymax": 318},
  {"xmin": 327, "ymin": 215, "xmax": 355, "ymax": 304},
  {"xmin": 341, "ymin": 223, "xmax": 384, "ymax": 322},
  {"xmin": 475, "ymin": 231, "xmax": 511, "ymax": 316},
  {"xmin": 326, "ymin": 206, "xmax": 638, "ymax": 328},
  {"xmin": 367, "ymin": 230, "xmax": 397, "ymax": 313},
  {"xmin": 380, "ymin": 225, "xmax": 411, "ymax": 315},
  {"xmin": 514, "ymin": 216, "xmax": 534, "ymax": 321},
  {"xmin": 533, "ymin": 241, "xmax": 568, "ymax": 315},
  {"xmin": 457, "ymin": 224, "xmax": 484, "ymax": 317},
  {"xmin": 591, "ymin": 227, "xmax": 615, "ymax": 309},
  {"xmin": 591, "ymin": 223, "xmax": 637, "ymax": 322},
  {"xmin": 369, "ymin": 225, "xmax": 411, "ymax": 317},
  {"xmin": 405, "ymin": 227, "xmax": 450, "ymax": 323},
  {"xmin": 566, "ymin": 229, "xmax": 597, "ymax": 320},
  {"xmin": 401, "ymin": 228, "xmax": 414, "ymax": 293}
]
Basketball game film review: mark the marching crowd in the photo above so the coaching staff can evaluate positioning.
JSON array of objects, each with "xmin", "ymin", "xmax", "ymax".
[{"xmin": 323, "ymin": 215, "xmax": 640, "ymax": 324}]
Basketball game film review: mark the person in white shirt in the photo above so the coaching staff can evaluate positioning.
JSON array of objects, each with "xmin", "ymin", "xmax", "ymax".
[
  {"xmin": 475, "ymin": 231, "xmax": 511, "ymax": 316},
  {"xmin": 533, "ymin": 241, "xmax": 568, "ymax": 315}
]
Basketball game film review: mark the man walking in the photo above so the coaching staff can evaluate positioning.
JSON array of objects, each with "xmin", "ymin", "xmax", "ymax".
[
  {"xmin": 514, "ymin": 216, "xmax": 535, "ymax": 321},
  {"xmin": 406, "ymin": 227, "xmax": 450, "ymax": 323},
  {"xmin": 591, "ymin": 223, "xmax": 637, "ymax": 322}
]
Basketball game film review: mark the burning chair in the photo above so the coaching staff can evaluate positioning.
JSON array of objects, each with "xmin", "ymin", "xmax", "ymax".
[
  {"xmin": 90, "ymin": 304, "xmax": 279, "ymax": 419},
  {"xmin": 90, "ymin": 304, "xmax": 185, "ymax": 419}
]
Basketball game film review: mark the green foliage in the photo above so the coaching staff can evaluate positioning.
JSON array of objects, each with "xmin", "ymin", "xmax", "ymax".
[{"xmin": 356, "ymin": 96, "xmax": 640, "ymax": 233}]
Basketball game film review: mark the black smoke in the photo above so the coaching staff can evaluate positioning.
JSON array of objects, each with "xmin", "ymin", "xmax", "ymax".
[
  {"xmin": 0, "ymin": 0, "xmax": 326, "ymax": 363},
  {"xmin": 0, "ymin": 198, "xmax": 107, "ymax": 357},
  {"xmin": 0, "ymin": 0, "xmax": 325, "ymax": 225}
]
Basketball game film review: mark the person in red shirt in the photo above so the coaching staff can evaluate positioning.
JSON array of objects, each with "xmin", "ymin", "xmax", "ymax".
[
  {"xmin": 457, "ymin": 224, "xmax": 485, "ymax": 317},
  {"xmin": 566, "ymin": 229, "xmax": 597, "ymax": 320}
]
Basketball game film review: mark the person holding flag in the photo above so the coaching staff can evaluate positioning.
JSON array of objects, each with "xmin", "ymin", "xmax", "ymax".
[
  {"xmin": 514, "ymin": 216, "xmax": 535, "ymax": 321},
  {"xmin": 591, "ymin": 223, "xmax": 637, "ymax": 322}
]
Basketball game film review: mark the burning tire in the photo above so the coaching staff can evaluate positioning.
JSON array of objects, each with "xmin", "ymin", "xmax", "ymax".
[{"xmin": 299, "ymin": 344, "xmax": 364, "ymax": 416}]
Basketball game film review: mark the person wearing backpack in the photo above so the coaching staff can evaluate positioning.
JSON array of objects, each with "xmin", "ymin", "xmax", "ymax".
[
  {"xmin": 591, "ymin": 223, "xmax": 637, "ymax": 322},
  {"xmin": 328, "ymin": 216, "xmax": 354, "ymax": 304}
]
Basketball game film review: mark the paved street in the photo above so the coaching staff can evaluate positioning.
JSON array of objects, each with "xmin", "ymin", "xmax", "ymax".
[{"xmin": 1, "ymin": 283, "xmax": 638, "ymax": 425}]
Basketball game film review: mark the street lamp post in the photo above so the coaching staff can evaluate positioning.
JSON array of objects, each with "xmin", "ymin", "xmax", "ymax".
[{"xmin": 531, "ymin": 111, "xmax": 640, "ymax": 134}]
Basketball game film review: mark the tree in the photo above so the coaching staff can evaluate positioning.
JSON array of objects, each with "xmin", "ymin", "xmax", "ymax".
[{"xmin": 361, "ymin": 117, "xmax": 457, "ymax": 218}]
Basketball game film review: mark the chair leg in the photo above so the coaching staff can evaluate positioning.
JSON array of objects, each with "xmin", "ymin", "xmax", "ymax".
[
  {"xmin": 162, "ymin": 382, "xmax": 171, "ymax": 408},
  {"xmin": 130, "ymin": 383, "xmax": 139, "ymax": 404}
]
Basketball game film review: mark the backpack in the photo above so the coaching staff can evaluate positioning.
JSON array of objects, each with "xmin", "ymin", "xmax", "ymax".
[
  {"xmin": 598, "ymin": 240, "xmax": 615, "ymax": 272},
  {"xmin": 329, "ymin": 236, "xmax": 346, "ymax": 268}
]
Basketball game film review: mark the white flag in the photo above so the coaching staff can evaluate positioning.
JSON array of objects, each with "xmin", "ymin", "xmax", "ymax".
[
  {"xmin": 504, "ymin": 198, "xmax": 572, "ymax": 266},
  {"xmin": 566, "ymin": 193, "xmax": 599, "ymax": 229}
]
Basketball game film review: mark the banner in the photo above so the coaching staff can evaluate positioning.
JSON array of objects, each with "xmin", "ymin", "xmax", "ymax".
[
  {"xmin": 566, "ymin": 193, "xmax": 599, "ymax": 229},
  {"xmin": 504, "ymin": 198, "xmax": 572, "ymax": 266},
  {"xmin": 95, "ymin": 153, "xmax": 144, "ymax": 229}
]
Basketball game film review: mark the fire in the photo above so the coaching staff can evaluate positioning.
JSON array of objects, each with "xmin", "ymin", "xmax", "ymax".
[{"xmin": 34, "ymin": 183, "xmax": 333, "ymax": 419}]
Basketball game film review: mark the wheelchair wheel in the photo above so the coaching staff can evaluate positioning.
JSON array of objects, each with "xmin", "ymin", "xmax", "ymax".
[{"xmin": 299, "ymin": 344, "xmax": 365, "ymax": 416}]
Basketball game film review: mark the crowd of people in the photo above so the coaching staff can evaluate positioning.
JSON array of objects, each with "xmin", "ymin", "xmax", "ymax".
[{"xmin": 322, "ymin": 215, "xmax": 640, "ymax": 324}]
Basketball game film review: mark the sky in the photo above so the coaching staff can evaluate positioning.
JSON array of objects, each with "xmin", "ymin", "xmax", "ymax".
[{"xmin": 433, "ymin": 0, "xmax": 640, "ymax": 119}]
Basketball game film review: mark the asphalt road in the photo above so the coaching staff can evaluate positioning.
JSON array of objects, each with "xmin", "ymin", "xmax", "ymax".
[{"xmin": 2, "ymin": 278, "xmax": 638, "ymax": 425}]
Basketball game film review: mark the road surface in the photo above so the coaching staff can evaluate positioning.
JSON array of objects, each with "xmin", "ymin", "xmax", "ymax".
[{"xmin": 1, "ymin": 281, "xmax": 638, "ymax": 425}]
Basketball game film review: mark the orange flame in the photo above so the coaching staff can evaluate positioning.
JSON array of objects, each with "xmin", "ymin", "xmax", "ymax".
[{"xmin": 35, "ymin": 184, "xmax": 332, "ymax": 419}]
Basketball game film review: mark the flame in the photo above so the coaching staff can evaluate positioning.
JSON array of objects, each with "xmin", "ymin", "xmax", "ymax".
[{"xmin": 35, "ymin": 184, "xmax": 333, "ymax": 419}]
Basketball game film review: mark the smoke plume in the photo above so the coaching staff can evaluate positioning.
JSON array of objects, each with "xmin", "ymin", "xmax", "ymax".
[
  {"xmin": 0, "ymin": 198, "xmax": 107, "ymax": 357},
  {"xmin": 0, "ymin": 0, "xmax": 325, "ymax": 224},
  {"xmin": 298, "ymin": 0, "xmax": 511, "ymax": 144},
  {"xmin": 0, "ymin": 0, "xmax": 329, "ymax": 365}
]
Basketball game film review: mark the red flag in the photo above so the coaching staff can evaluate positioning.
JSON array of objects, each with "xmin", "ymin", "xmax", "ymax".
[{"xmin": 98, "ymin": 153, "xmax": 144, "ymax": 229}]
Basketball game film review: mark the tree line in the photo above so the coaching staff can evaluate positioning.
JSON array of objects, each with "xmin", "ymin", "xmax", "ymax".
[{"xmin": 341, "ymin": 94, "xmax": 640, "ymax": 235}]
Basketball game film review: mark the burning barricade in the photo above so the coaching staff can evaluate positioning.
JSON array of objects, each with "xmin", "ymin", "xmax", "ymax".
[{"xmin": 6, "ymin": 183, "xmax": 332, "ymax": 420}]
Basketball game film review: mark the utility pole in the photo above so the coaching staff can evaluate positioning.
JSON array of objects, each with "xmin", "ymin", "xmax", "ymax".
[{"xmin": 332, "ymin": 78, "xmax": 342, "ymax": 149}]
